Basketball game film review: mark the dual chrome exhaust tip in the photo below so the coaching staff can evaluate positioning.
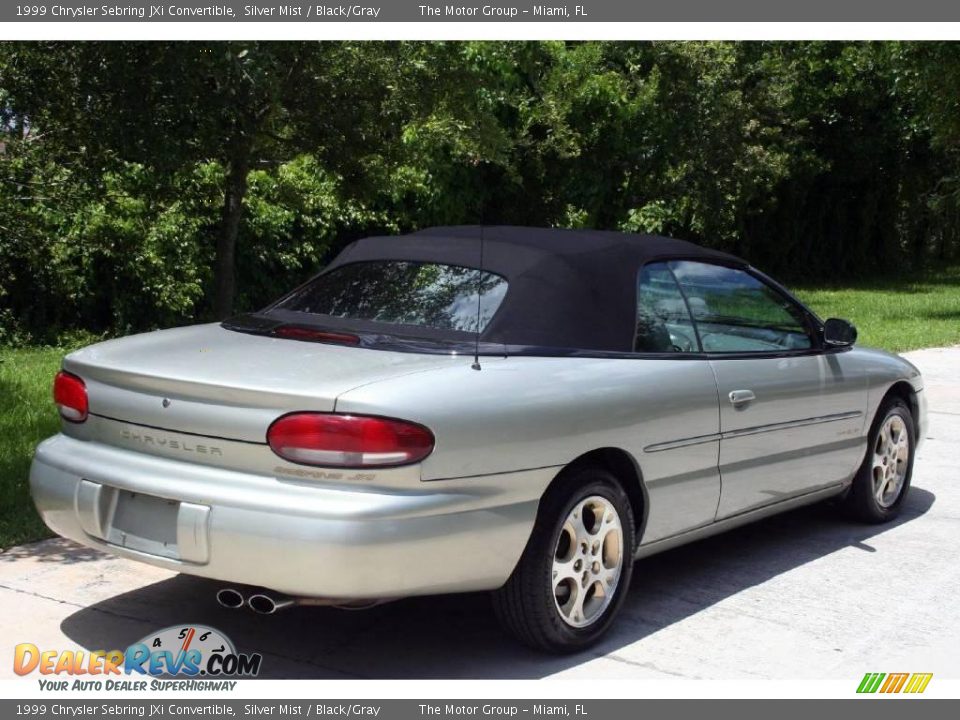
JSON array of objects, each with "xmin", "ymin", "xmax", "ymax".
[
  {"xmin": 247, "ymin": 593, "xmax": 295, "ymax": 615},
  {"xmin": 215, "ymin": 587, "xmax": 292, "ymax": 615},
  {"xmin": 216, "ymin": 587, "xmax": 387, "ymax": 614},
  {"xmin": 215, "ymin": 588, "xmax": 246, "ymax": 610}
]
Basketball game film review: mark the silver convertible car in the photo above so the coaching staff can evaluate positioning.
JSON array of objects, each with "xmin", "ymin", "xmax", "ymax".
[{"xmin": 31, "ymin": 226, "xmax": 925, "ymax": 652}]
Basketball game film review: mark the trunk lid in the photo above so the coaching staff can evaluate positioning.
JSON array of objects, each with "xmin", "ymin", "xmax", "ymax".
[{"xmin": 63, "ymin": 323, "xmax": 461, "ymax": 444}]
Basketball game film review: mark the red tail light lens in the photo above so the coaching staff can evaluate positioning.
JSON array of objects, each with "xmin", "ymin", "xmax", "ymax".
[
  {"xmin": 53, "ymin": 371, "xmax": 88, "ymax": 423},
  {"xmin": 267, "ymin": 413, "xmax": 434, "ymax": 468}
]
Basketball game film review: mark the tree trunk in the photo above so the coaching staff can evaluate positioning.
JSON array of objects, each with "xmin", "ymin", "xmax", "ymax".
[{"xmin": 214, "ymin": 147, "xmax": 250, "ymax": 319}]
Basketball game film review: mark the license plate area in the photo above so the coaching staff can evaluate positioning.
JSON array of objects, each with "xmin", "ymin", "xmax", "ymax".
[
  {"xmin": 75, "ymin": 480, "xmax": 211, "ymax": 564},
  {"xmin": 106, "ymin": 490, "xmax": 181, "ymax": 559}
]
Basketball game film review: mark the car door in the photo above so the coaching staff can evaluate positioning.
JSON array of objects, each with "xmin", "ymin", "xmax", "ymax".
[
  {"xmin": 668, "ymin": 261, "xmax": 867, "ymax": 519},
  {"xmin": 633, "ymin": 262, "xmax": 722, "ymax": 542}
]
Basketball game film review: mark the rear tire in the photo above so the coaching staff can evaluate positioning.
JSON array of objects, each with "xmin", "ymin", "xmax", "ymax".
[
  {"xmin": 843, "ymin": 396, "xmax": 915, "ymax": 523},
  {"xmin": 493, "ymin": 466, "xmax": 636, "ymax": 653}
]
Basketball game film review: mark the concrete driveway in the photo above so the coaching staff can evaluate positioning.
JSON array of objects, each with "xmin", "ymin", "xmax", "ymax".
[{"xmin": 2, "ymin": 347, "xmax": 958, "ymax": 680}]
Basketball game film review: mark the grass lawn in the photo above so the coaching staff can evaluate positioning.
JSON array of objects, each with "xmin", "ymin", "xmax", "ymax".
[
  {"xmin": 793, "ymin": 266, "xmax": 960, "ymax": 353},
  {"xmin": 0, "ymin": 346, "xmax": 64, "ymax": 549},
  {"xmin": 0, "ymin": 267, "xmax": 957, "ymax": 550}
]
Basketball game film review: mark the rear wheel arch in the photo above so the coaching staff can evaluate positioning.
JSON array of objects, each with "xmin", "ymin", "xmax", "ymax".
[
  {"xmin": 551, "ymin": 447, "xmax": 648, "ymax": 548},
  {"xmin": 496, "ymin": 459, "xmax": 638, "ymax": 651}
]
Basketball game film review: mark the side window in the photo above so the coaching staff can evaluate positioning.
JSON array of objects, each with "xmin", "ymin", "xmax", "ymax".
[
  {"xmin": 669, "ymin": 261, "xmax": 813, "ymax": 353},
  {"xmin": 635, "ymin": 263, "xmax": 700, "ymax": 353}
]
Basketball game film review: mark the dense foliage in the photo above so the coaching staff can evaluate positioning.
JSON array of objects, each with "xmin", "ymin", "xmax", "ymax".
[{"xmin": 2, "ymin": 41, "xmax": 959, "ymax": 344}]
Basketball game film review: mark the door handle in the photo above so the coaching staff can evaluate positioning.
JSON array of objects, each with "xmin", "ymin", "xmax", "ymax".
[{"xmin": 729, "ymin": 389, "xmax": 756, "ymax": 407}]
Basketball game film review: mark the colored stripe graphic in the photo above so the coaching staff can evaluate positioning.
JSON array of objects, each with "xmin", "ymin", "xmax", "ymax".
[
  {"xmin": 904, "ymin": 673, "xmax": 933, "ymax": 694},
  {"xmin": 881, "ymin": 673, "xmax": 909, "ymax": 693},
  {"xmin": 857, "ymin": 672, "xmax": 932, "ymax": 694},
  {"xmin": 857, "ymin": 673, "xmax": 886, "ymax": 693}
]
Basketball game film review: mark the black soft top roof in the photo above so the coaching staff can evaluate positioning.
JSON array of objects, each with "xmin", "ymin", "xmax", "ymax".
[{"xmin": 320, "ymin": 225, "xmax": 744, "ymax": 353}]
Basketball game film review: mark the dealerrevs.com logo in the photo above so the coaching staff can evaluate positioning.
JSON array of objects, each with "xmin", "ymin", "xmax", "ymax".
[
  {"xmin": 14, "ymin": 625, "xmax": 262, "ymax": 690},
  {"xmin": 857, "ymin": 672, "xmax": 933, "ymax": 694}
]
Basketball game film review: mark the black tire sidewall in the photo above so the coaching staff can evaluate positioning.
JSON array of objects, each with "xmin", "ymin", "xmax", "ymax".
[{"xmin": 526, "ymin": 469, "xmax": 636, "ymax": 650}]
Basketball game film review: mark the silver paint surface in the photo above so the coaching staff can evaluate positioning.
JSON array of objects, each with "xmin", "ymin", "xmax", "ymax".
[{"xmin": 30, "ymin": 324, "xmax": 925, "ymax": 598}]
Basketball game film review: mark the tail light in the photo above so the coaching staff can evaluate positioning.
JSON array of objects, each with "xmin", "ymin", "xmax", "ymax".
[
  {"xmin": 273, "ymin": 326, "xmax": 360, "ymax": 345},
  {"xmin": 53, "ymin": 371, "xmax": 88, "ymax": 423},
  {"xmin": 267, "ymin": 413, "xmax": 434, "ymax": 468}
]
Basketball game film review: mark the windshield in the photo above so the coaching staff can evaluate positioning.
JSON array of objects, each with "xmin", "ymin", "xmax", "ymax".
[{"xmin": 270, "ymin": 261, "xmax": 509, "ymax": 334}]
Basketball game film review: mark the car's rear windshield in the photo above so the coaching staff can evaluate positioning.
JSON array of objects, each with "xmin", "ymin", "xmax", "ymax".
[{"xmin": 271, "ymin": 261, "xmax": 509, "ymax": 333}]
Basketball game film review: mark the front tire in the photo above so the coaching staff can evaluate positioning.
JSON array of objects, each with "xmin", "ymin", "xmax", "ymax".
[
  {"xmin": 843, "ymin": 396, "xmax": 916, "ymax": 523},
  {"xmin": 493, "ymin": 466, "xmax": 636, "ymax": 652}
]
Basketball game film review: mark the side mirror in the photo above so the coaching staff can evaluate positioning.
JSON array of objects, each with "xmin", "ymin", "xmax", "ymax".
[{"xmin": 823, "ymin": 318, "xmax": 857, "ymax": 347}]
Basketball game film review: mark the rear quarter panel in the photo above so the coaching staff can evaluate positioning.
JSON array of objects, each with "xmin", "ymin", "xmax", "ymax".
[{"xmin": 335, "ymin": 355, "xmax": 723, "ymax": 542}]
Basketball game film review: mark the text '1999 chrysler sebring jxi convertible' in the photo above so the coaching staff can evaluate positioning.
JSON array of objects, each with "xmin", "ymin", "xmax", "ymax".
[{"xmin": 30, "ymin": 226, "xmax": 925, "ymax": 652}]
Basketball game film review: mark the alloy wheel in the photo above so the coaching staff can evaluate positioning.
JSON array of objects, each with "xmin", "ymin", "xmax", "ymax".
[
  {"xmin": 872, "ymin": 414, "xmax": 910, "ymax": 508},
  {"xmin": 551, "ymin": 495, "xmax": 624, "ymax": 628}
]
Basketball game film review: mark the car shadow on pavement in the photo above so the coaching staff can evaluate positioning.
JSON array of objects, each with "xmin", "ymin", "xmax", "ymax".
[{"xmin": 59, "ymin": 487, "xmax": 935, "ymax": 679}]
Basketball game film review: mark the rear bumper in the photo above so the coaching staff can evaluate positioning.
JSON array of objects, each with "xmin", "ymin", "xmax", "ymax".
[{"xmin": 30, "ymin": 434, "xmax": 553, "ymax": 599}]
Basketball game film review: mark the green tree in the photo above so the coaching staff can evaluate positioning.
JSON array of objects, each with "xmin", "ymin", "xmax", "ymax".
[
  {"xmin": 3, "ymin": 41, "xmax": 960, "ymax": 344},
  {"xmin": 1, "ymin": 41, "xmax": 412, "ymax": 317}
]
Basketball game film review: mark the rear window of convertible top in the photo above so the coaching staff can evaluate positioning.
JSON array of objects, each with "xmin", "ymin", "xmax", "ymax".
[{"xmin": 272, "ymin": 261, "xmax": 508, "ymax": 333}]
